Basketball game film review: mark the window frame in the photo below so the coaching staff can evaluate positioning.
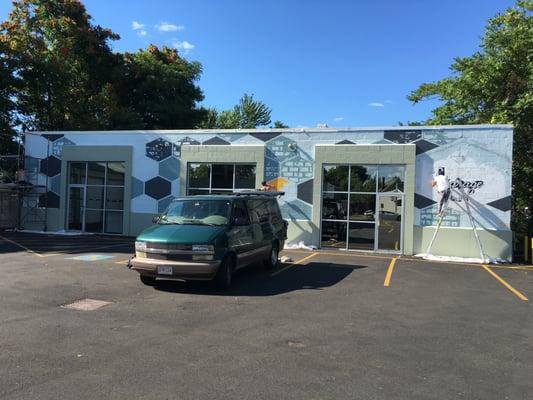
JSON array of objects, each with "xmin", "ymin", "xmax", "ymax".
[{"xmin": 186, "ymin": 162, "xmax": 257, "ymax": 195}]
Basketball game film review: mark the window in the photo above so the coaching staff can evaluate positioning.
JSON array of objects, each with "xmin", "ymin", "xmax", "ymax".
[
  {"xmin": 67, "ymin": 161, "xmax": 125, "ymax": 234},
  {"xmin": 187, "ymin": 163, "xmax": 256, "ymax": 194},
  {"xmin": 321, "ymin": 164, "xmax": 405, "ymax": 251}
]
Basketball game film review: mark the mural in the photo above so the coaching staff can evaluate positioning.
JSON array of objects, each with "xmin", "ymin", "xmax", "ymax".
[{"xmin": 24, "ymin": 127, "xmax": 513, "ymax": 231}]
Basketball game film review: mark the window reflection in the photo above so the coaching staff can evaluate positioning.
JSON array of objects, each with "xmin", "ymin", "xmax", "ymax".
[
  {"xmin": 378, "ymin": 165, "xmax": 405, "ymax": 192},
  {"xmin": 350, "ymin": 165, "xmax": 377, "ymax": 192},
  {"xmin": 323, "ymin": 165, "xmax": 348, "ymax": 192}
]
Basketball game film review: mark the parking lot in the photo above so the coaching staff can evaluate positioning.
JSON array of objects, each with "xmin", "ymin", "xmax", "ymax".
[{"xmin": 0, "ymin": 232, "xmax": 531, "ymax": 400}]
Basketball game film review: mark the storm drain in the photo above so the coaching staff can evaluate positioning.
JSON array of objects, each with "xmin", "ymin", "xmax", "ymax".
[{"xmin": 61, "ymin": 298, "xmax": 112, "ymax": 311}]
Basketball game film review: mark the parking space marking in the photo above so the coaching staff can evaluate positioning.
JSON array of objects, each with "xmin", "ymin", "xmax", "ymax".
[
  {"xmin": 0, "ymin": 234, "xmax": 46, "ymax": 258},
  {"xmin": 115, "ymin": 259, "xmax": 131, "ymax": 265},
  {"xmin": 383, "ymin": 257, "xmax": 397, "ymax": 287},
  {"xmin": 271, "ymin": 252, "xmax": 318, "ymax": 276},
  {"xmin": 482, "ymin": 265, "xmax": 528, "ymax": 301}
]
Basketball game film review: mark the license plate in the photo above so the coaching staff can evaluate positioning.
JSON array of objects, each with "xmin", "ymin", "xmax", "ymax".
[{"xmin": 157, "ymin": 266, "xmax": 173, "ymax": 275}]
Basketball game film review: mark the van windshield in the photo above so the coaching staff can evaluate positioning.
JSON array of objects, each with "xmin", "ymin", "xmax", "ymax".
[{"xmin": 159, "ymin": 199, "xmax": 232, "ymax": 226}]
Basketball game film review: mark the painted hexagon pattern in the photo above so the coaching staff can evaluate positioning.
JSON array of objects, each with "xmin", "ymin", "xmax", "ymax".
[
  {"xmin": 146, "ymin": 138, "xmax": 173, "ymax": 161},
  {"xmin": 52, "ymin": 137, "xmax": 75, "ymax": 157},
  {"xmin": 42, "ymin": 134, "xmax": 64, "ymax": 142},
  {"xmin": 297, "ymin": 179, "xmax": 313, "ymax": 205},
  {"xmin": 158, "ymin": 195, "xmax": 175, "ymax": 213},
  {"xmin": 145, "ymin": 176, "xmax": 171, "ymax": 200},
  {"xmin": 384, "ymin": 129, "xmax": 422, "ymax": 143},
  {"xmin": 50, "ymin": 174, "xmax": 61, "ymax": 194},
  {"xmin": 280, "ymin": 153, "xmax": 313, "ymax": 183},
  {"xmin": 266, "ymin": 136, "xmax": 299, "ymax": 163},
  {"xmin": 279, "ymin": 199, "xmax": 312, "ymax": 220},
  {"xmin": 159, "ymin": 157, "xmax": 180, "ymax": 181},
  {"xmin": 40, "ymin": 155, "xmax": 61, "ymax": 177},
  {"xmin": 202, "ymin": 136, "xmax": 230, "ymax": 145},
  {"xmin": 131, "ymin": 176, "xmax": 144, "ymax": 199},
  {"xmin": 24, "ymin": 156, "xmax": 40, "ymax": 174},
  {"xmin": 38, "ymin": 191, "xmax": 60, "ymax": 208},
  {"xmin": 173, "ymin": 136, "xmax": 200, "ymax": 158},
  {"xmin": 265, "ymin": 154, "xmax": 280, "ymax": 181}
]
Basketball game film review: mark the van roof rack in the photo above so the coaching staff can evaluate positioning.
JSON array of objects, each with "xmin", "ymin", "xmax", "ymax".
[{"xmin": 232, "ymin": 190, "xmax": 285, "ymax": 197}]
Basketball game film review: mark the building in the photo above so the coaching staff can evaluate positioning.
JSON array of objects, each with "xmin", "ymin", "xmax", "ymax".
[{"xmin": 23, "ymin": 125, "xmax": 513, "ymax": 260}]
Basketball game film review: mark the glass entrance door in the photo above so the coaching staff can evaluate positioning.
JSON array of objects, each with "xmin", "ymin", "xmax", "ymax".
[
  {"xmin": 321, "ymin": 164, "xmax": 405, "ymax": 253},
  {"xmin": 376, "ymin": 194, "xmax": 403, "ymax": 252},
  {"xmin": 68, "ymin": 187, "xmax": 84, "ymax": 230},
  {"xmin": 66, "ymin": 161, "xmax": 125, "ymax": 234}
]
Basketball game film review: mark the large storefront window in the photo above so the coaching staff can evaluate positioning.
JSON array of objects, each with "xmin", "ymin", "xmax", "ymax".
[
  {"xmin": 67, "ymin": 162, "xmax": 125, "ymax": 234},
  {"xmin": 187, "ymin": 163, "xmax": 256, "ymax": 195},
  {"xmin": 321, "ymin": 164, "xmax": 405, "ymax": 252}
]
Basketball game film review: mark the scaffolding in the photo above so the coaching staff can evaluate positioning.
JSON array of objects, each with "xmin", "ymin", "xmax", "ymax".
[{"xmin": 0, "ymin": 152, "xmax": 47, "ymax": 231}]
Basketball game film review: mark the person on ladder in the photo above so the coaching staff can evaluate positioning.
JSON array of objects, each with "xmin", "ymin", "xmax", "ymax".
[{"xmin": 432, "ymin": 167, "xmax": 450, "ymax": 217}]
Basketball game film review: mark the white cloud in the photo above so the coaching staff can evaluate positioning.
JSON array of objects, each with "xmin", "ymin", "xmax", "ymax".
[
  {"xmin": 172, "ymin": 40, "xmax": 195, "ymax": 54},
  {"xmin": 138, "ymin": 30, "xmax": 147, "ymax": 37},
  {"xmin": 131, "ymin": 21, "xmax": 145, "ymax": 30},
  {"xmin": 368, "ymin": 102, "xmax": 384, "ymax": 107},
  {"xmin": 333, "ymin": 117, "xmax": 344, "ymax": 122},
  {"xmin": 156, "ymin": 22, "xmax": 185, "ymax": 32}
]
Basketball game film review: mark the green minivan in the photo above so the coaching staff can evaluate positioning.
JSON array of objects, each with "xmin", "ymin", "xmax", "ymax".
[{"xmin": 129, "ymin": 192, "xmax": 288, "ymax": 289}]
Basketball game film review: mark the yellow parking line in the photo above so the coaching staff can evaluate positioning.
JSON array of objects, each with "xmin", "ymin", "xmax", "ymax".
[
  {"xmin": 271, "ymin": 252, "xmax": 318, "ymax": 276},
  {"xmin": 482, "ymin": 265, "xmax": 528, "ymax": 301},
  {"xmin": 114, "ymin": 259, "xmax": 130, "ymax": 265},
  {"xmin": 383, "ymin": 257, "xmax": 397, "ymax": 287},
  {"xmin": 0, "ymin": 234, "xmax": 45, "ymax": 258}
]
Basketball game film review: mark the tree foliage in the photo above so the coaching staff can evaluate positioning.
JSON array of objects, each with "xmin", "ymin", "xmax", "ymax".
[
  {"xmin": 0, "ymin": 37, "xmax": 18, "ymax": 154},
  {"xmin": 198, "ymin": 93, "xmax": 274, "ymax": 129},
  {"xmin": 408, "ymin": 0, "xmax": 533, "ymax": 233},
  {"xmin": 0, "ymin": 0, "xmax": 120, "ymax": 131},
  {"xmin": 106, "ymin": 45, "xmax": 206, "ymax": 129}
]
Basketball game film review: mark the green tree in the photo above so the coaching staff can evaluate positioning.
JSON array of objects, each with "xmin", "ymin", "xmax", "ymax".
[
  {"xmin": 0, "ymin": 0, "xmax": 120, "ymax": 131},
  {"xmin": 200, "ymin": 93, "xmax": 274, "ymax": 129},
  {"xmin": 0, "ymin": 38, "xmax": 18, "ymax": 154},
  {"xmin": 408, "ymin": 0, "xmax": 533, "ymax": 233},
  {"xmin": 273, "ymin": 120, "xmax": 289, "ymax": 128},
  {"xmin": 107, "ymin": 45, "xmax": 206, "ymax": 129}
]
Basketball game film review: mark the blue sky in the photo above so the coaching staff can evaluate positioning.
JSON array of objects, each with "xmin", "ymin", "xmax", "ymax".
[{"xmin": 0, "ymin": 0, "xmax": 516, "ymax": 127}]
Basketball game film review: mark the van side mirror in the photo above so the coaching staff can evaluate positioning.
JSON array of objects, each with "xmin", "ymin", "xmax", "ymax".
[
  {"xmin": 152, "ymin": 215, "xmax": 160, "ymax": 223},
  {"xmin": 233, "ymin": 217, "xmax": 249, "ymax": 226}
]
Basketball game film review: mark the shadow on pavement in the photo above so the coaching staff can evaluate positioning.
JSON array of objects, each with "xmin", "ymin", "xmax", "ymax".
[
  {"xmin": 0, "ymin": 231, "xmax": 134, "ymax": 255},
  {"xmin": 152, "ymin": 261, "xmax": 366, "ymax": 296}
]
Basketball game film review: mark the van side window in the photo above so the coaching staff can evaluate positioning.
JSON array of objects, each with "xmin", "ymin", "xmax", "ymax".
[
  {"xmin": 248, "ymin": 199, "xmax": 270, "ymax": 223},
  {"xmin": 267, "ymin": 199, "xmax": 282, "ymax": 223},
  {"xmin": 232, "ymin": 200, "xmax": 249, "ymax": 224}
]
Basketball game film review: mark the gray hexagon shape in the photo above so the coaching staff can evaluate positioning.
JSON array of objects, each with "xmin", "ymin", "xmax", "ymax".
[
  {"xmin": 145, "ymin": 176, "xmax": 171, "ymax": 200},
  {"xmin": 40, "ymin": 155, "xmax": 61, "ymax": 177},
  {"xmin": 131, "ymin": 176, "xmax": 144, "ymax": 199},
  {"xmin": 159, "ymin": 157, "xmax": 180, "ymax": 181},
  {"xmin": 146, "ymin": 138, "xmax": 173, "ymax": 161},
  {"xmin": 173, "ymin": 136, "xmax": 200, "ymax": 158},
  {"xmin": 158, "ymin": 195, "xmax": 175, "ymax": 213},
  {"xmin": 50, "ymin": 174, "xmax": 61, "ymax": 194},
  {"xmin": 297, "ymin": 179, "xmax": 313, "ymax": 205}
]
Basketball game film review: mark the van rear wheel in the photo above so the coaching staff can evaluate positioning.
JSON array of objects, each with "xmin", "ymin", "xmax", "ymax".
[{"xmin": 264, "ymin": 242, "xmax": 279, "ymax": 270}]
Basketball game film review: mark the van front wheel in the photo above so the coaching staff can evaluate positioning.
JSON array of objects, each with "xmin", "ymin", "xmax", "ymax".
[
  {"xmin": 214, "ymin": 255, "xmax": 233, "ymax": 290},
  {"xmin": 264, "ymin": 242, "xmax": 279, "ymax": 270}
]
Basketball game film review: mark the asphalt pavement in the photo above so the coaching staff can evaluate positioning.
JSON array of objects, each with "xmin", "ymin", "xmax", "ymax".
[{"xmin": 0, "ymin": 232, "xmax": 531, "ymax": 400}]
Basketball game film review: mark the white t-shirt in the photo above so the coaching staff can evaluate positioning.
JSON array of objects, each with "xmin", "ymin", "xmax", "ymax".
[{"xmin": 434, "ymin": 175, "xmax": 449, "ymax": 192}]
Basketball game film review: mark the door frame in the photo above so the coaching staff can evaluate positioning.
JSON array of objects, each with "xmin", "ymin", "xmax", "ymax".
[{"xmin": 375, "ymin": 192, "xmax": 404, "ymax": 254}]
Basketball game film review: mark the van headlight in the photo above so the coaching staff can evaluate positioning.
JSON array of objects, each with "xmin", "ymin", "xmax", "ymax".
[
  {"xmin": 192, "ymin": 244, "xmax": 214, "ymax": 252},
  {"xmin": 135, "ymin": 241, "xmax": 147, "ymax": 251}
]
